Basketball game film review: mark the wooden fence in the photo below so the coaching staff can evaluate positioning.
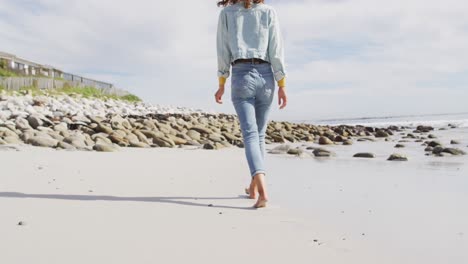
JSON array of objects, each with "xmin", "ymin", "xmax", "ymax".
[{"xmin": 0, "ymin": 77, "xmax": 129, "ymax": 96}]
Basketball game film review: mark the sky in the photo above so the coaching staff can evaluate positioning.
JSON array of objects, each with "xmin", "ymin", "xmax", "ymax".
[{"xmin": 0, "ymin": 0, "xmax": 467, "ymax": 121}]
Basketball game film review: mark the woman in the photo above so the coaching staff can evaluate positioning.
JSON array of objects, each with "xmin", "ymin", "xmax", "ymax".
[{"xmin": 214, "ymin": 0, "xmax": 288, "ymax": 208}]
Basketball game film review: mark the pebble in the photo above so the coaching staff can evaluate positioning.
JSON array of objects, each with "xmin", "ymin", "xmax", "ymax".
[
  {"xmin": 388, "ymin": 153, "xmax": 408, "ymax": 161},
  {"xmin": 353, "ymin": 152, "xmax": 376, "ymax": 158}
]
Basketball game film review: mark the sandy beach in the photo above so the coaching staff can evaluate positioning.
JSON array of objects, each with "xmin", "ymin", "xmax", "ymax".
[{"xmin": 1, "ymin": 126, "xmax": 467, "ymax": 264}]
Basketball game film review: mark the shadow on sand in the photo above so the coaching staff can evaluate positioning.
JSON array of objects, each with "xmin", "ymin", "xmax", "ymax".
[{"xmin": 0, "ymin": 192, "xmax": 256, "ymax": 210}]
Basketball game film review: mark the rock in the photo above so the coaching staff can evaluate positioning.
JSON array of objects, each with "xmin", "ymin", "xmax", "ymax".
[
  {"xmin": 3, "ymin": 136, "xmax": 22, "ymax": 144},
  {"xmin": 190, "ymin": 126, "xmax": 212, "ymax": 135},
  {"xmin": 375, "ymin": 130, "xmax": 389, "ymax": 137},
  {"xmin": 313, "ymin": 148, "xmax": 332, "ymax": 157},
  {"xmin": 219, "ymin": 141, "xmax": 232, "ymax": 148},
  {"xmin": 108, "ymin": 133, "xmax": 130, "ymax": 146},
  {"xmin": 110, "ymin": 115, "xmax": 132, "ymax": 130},
  {"xmin": 268, "ymin": 144, "xmax": 291, "ymax": 154},
  {"xmin": 357, "ymin": 138, "xmax": 375, "ymax": 142},
  {"xmin": 203, "ymin": 143, "xmax": 216, "ymax": 150},
  {"xmin": 387, "ymin": 153, "xmax": 408, "ymax": 161},
  {"xmin": 287, "ymin": 148, "xmax": 303, "ymax": 155},
  {"xmin": 394, "ymin": 144, "xmax": 405, "ymax": 148},
  {"xmin": 214, "ymin": 142, "xmax": 225, "ymax": 149},
  {"xmin": 33, "ymin": 96, "xmax": 49, "ymax": 106},
  {"xmin": 27, "ymin": 136, "xmax": 58, "ymax": 148},
  {"xmin": 427, "ymin": 141, "xmax": 442, "ymax": 147},
  {"xmin": 334, "ymin": 135, "xmax": 345, "ymax": 142},
  {"xmin": 95, "ymin": 122, "xmax": 114, "ymax": 134},
  {"xmin": 343, "ymin": 139, "xmax": 353, "ymax": 145},
  {"xmin": 432, "ymin": 146, "xmax": 444, "ymax": 154},
  {"xmin": 141, "ymin": 131, "xmax": 175, "ymax": 147},
  {"xmin": 318, "ymin": 136, "xmax": 334, "ymax": 145},
  {"xmin": 428, "ymin": 134, "xmax": 437, "ymax": 139},
  {"xmin": 57, "ymin": 141, "xmax": 77, "ymax": 150},
  {"xmin": 166, "ymin": 134, "xmax": 188, "ymax": 145},
  {"xmin": 353, "ymin": 152, "xmax": 375, "ymax": 158},
  {"xmin": 27, "ymin": 115, "xmax": 43, "ymax": 129},
  {"xmin": 15, "ymin": 117, "xmax": 32, "ymax": 131},
  {"xmin": 132, "ymin": 130, "xmax": 152, "ymax": 145},
  {"xmin": 53, "ymin": 123, "xmax": 68, "ymax": 132},
  {"xmin": 424, "ymin": 146, "xmax": 433, "ymax": 152},
  {"xmin": 93, "ymin": 143, "xmax": 119, "ymax": 152},
  {"xmin": 282, "ymin": 133, "xmax": 294, "ymax": 142},
  {"xmin": 270, "ymin": 133, "xmax": 285, "ymax": 143},
  {"xmin": 222, "ymin": 132, "xmax": 241, "ymax": 143},
  {"xmin": 442, "ymin": 148, "xmax": 466, "ymax": 156},
  {"xmin": 450, "ymin": 140, "xmax": 460, "ymax": 145},
  {"xmin": 187, "ymin": 129, "xmax": 201, "ymax": 141},
  {"xmin": 416, "ymin": 125, "xmax": 434, "ymax": 132},
  {"xmin": 129, "ymin": 141, "xmax": 150, "ymax": 148},
  {"xmin": 208, "ymin": 133, "xmax": 224, "ymax": 143},
  {"xmin": 63, "ymin": 136, "xmax": 87, "ymax": 149}
]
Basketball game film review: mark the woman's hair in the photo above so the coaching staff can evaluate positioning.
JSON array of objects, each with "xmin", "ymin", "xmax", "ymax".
[{"xmin": 217, "ymin": 0, "xmax": 265, "ymax": 9}]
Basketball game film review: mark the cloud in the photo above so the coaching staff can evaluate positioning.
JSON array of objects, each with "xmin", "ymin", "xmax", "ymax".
[{"xmin": 0, "ymin": 0, "xmax": 467, "ymax": 120}]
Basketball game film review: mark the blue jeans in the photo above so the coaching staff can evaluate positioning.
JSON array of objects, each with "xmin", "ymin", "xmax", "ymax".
[{"xmin": 231, "ymin": 63, "xmax": 276, "ymax": 178}]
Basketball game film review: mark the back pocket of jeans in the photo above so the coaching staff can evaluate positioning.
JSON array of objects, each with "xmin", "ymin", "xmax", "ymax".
[{"xmin": 231, "ymin": 73, "xmax": 256, "ymax": 100}]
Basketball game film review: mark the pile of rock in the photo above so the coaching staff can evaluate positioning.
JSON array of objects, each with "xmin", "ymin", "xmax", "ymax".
[
  {"xmin": 1, "ymin": 94, "xmax": 466, "ymax": 155},
  {"xmin": 0, "ymin": 93, "xmax": 207, "ymax": 123}
]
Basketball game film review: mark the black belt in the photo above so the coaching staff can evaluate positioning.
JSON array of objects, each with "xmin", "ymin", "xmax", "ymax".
[{"xmin": 232, "ymin": 58, "xmax": 269, "ymax": 65}]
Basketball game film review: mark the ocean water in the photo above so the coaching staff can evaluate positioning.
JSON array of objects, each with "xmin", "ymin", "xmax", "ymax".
[{"xmin": 300, "ymin": 112, "xmax": 468, "ymax": 128}]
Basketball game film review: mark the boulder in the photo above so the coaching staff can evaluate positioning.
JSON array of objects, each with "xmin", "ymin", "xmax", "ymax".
[
  {"xmin": 93, "ymin": 143, "xmax": 119, "ymax": 152},
  {"xmin": 28, "ymin": 136, "xmax": 58, "ymax": 148},
  {"xmin": 27, "ymin": 115, "xmax": 43, "ymax": 129},
  {"xmin": 442, "ymin": 148, "xmax": 466, "ymax": 156},
  {"xmin": 318, "ymin": 136, "xmax": 334, "ymax": 145},
  {"xmin": 375, "ymin": 130, "xmax": 389, "ymax": 138}
]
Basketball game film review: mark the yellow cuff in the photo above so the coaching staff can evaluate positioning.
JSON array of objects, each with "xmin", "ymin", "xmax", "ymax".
[
  {"xmin": 277, "ymin": 78, "xmax": 286, "ymax": 87},
  {"xmin": 219, "ymin": 77, "xmax": 227, "ymax": 86}
]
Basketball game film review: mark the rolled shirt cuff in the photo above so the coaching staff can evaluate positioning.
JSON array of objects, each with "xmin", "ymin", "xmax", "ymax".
[
  {"xmin": 273, "ymin": 70, "xmax": 286, "ymax": 83},
  {"xmin": 277, "ymin": 78, "xmax": 285, "ymax": 87},
  {"xmin": 217, "ymin": 70, "xmax": 230, "ymax": 79},
  {"xmin": 219, "ymin": 77, "xmax": 227, "ymax": 86}
]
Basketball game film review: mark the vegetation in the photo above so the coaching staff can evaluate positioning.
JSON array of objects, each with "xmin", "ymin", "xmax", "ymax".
[
  {"xmin": 56, "ymin": 86, "xmax": 141, "ymax": 102},
  {"xmin": 0, "ymin": 68, "xmax": 19, "ymax": 77},
  {"xmin": 2, "ymin": 85, "xmax": 141, "ymax": 103},
  {"xmin": 0, "ymin": 59, "xmax": 6, "ymax": 69}
]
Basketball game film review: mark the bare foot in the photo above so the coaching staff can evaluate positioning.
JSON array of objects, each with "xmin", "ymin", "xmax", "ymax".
[
  {"xmin": 252, "ymin": 173, "xmax": 268, "ymax": 208},
  {"xmin": 245, "ymin": 179, "xmax": 258, "ymax": 199},
  {"xmin": 244, "ymin": 188, "xmax": 255, "ymax": 199},
  {"xmin": 254, "ymin": 197, "xmax": 268, "ymax": 208}
]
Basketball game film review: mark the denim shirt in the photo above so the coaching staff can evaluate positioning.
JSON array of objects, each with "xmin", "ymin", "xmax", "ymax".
[{"xmin": 217, "ymin": 3, "xmax": 286, "ymax": 82}]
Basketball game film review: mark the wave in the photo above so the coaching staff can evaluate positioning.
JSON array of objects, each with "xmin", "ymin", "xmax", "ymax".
[{"xmin": 299, "ymin": 112, "xmax": 468, "ymax": 128}]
